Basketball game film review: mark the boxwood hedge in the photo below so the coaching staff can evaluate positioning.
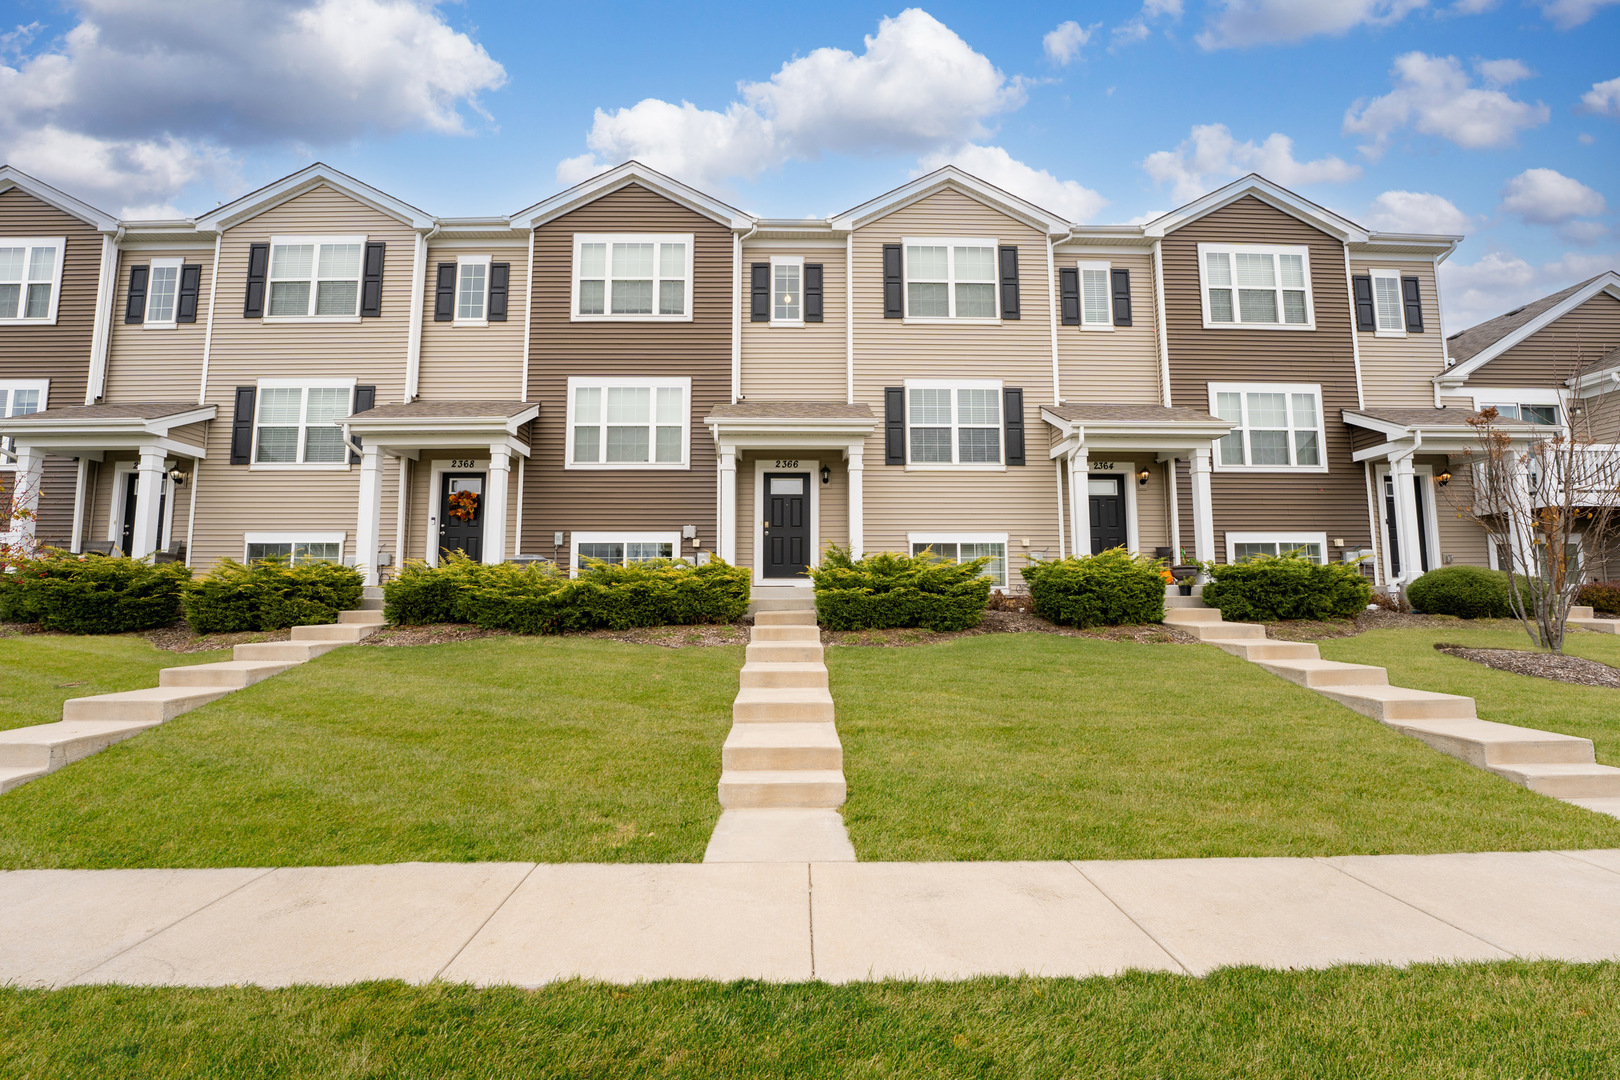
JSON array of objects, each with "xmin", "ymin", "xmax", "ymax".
[
  {"xmin": 1020, "ymin": 547, "xmax": 1167, "ymax": 628},
  {"xmin": 0, "ymin": 549, "xmax": 189, "ymax": 634},
  {"xmin": 182, "ymin": 558, "xmax": 364, "ymax": 633},
  {"xmin": 808, "ymin": 546, "xmax": 991, "ymax": 632},
  {"xmin": 1201, "ymin": 553, "xmax": 1372, "ymax": 622}
]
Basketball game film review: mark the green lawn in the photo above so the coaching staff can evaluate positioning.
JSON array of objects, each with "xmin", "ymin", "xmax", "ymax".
[
  {"xmin": 3, "ymin": 963, "xmax": 1617, "ymax": 1078},
  {"xmin": 0, "ymin": 638, "xmax": 740, "ymax": 868},
  {"xmin": 0, "ymin": 634, "xmax": 230, "ymax": 732},
  {"xmin": 1320, "ymin": 621, "xmax": 1620, "ymax": 767},
  {"xmin": 829, "ymin": 635, "xmax": 1620, "ymax": 861}
]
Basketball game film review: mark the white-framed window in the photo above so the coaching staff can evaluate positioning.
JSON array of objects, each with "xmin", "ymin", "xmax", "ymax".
[
  {"xmin": 1369, "ymin": 268, "xmax": 1405, "ymax": 336},
  {"xmin": 904, "ymin": 237, "xmax": 999, "ymax": 321},
  {"xmin": 455, "ymin": 254, "xmax": 490, "ymax": 324},
  {"xmin": 252, "ymin": 379, "xmax": 355, "ymax": 468},
  {"xmin": 571, "ymin": 233, "xmax": 693, "ymax": 321},
  {"xmin": 143, "ymin": 257, "xmax": 183, "ymax": 327},
  {"xmin": 771, "ymin": 256, "xmax": 802, "ymax": 324},
  {"xmin": 1196, "ymin": 243, "xmax": 1314, "ymax": 330},
  {"xmin": 266, "ymin": 235, "xmax": 366, "ymax": 319},
  {"xmin": 909, "ymin": 532, "xmax": 1009, "ymax": 588},
  {"xmin": 570, "ymin": 530, "xmax": 682, "ymax": 572},
  {"xmin": 1225, "ymin": 532, "xmax": 1329, "ymax": 565},
  {"xmin": 243, "ymin": 532, "xmax": 346, "ymax": 565},
  {"xmin": 1482, "ymin": 401, "xmax": 1560, "ymax": 426},
  {"xmin": 1077, "ymin": 260, "xmax": 1112, "ymax": 329},
  {"xmin": 905, "ymin": 379, "xmax": 1003, "ymax": 469},
  {"xmin": 566, "ymin": 376, "xmax": 690, "ymax": 469},
  {"xmin": 0, "ymin": 237, "xmax": 65, "ymax": 324},
  {"xmin": 0, "ymin": 379, "xmax": 48, "ymax": 466},
  {"xmin": 1209, "ymin": 382, "xmax": 1326, "ymax": 472}
]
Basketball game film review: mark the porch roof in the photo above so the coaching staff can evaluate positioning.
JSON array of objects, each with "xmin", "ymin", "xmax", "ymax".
[
  {"xmin": 704, "ymin": 401, "xmax": 876, "ymax": 454},
  {"xmin": 0, "ymin": 402, "xmax": 215, "ymax": 458},
  {"xmin": 341, "ymin": 400, "xmax": 538, "ymax": 457},
  {"xmin": 705, "ymin": 401, "xmax": 874, "ymax": 420},
  {"xmin": 347, "ymin": 400, "xmax": 538, "ymax": 422},
  {"xmin": 1345, "ymin": 406, "xmax": 1547, "ymax": 462},
  {"xmin": 1044, "ymin": 403, "xmax": 1226, "ymax": 426},
  {"xmin": 1041, "ymin": 402, "xmax": 1232, "ymax": 458}
]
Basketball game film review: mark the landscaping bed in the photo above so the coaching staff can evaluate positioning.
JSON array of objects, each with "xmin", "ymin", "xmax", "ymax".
[
  {"xmin": 1434, "ymin": 642, "xmax": 1620, "ymax": 689},
  {"xmin": 823, "ymin": 608, "xmax": 1195, "ymax": 647}
]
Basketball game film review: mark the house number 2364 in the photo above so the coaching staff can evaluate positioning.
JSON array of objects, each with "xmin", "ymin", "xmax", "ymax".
[
  {"xmin": 774, "ymin": 459, "xmax": 800, "ymax": 468},
  {"xmin": 1090, "ymin": 461, "xmax": 1115, "ymax": 471}
]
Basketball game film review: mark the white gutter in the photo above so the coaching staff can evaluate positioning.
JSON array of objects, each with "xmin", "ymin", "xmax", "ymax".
[
  {"xmin": 1343, "ymin": 243, "xmax": 1365, "ymax": 410},
  {"xmin": 846, "ymin": 231, "xmax": 855, "ymax": 405},
  {"xmin": 1153, "ymin": 239, "xmax": 1171, "ymax": 407},
  {"xmin": 1046, "ymin": 235, "xmax": 1060, "ymax": 404},
  {"xmin": 519, "ymin": 226, "xmax": 535, "ymax": 401},
  {"xmin": 404, "ymin": 225, "xmax": 437, "ymax": 402},
  {"xmin": 196, "ymin": 232, "xmax": 222, "ymax": 407},
  {"xmin": 733, "ymin": 223, "xmax": 758, "ymax": 404},
  {"xmin": 85, "ymin": 230, "xmax": 121, "ymax": 404}
]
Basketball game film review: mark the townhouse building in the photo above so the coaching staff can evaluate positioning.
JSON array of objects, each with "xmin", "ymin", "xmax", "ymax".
[{"xmin": 2, "ymin": 159, "xmax": 1604, "ymax": 596}]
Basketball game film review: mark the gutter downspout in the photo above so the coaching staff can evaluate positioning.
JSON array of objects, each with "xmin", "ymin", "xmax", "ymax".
[
  {"xmin": 85, "ymin": 228, "xmax": 122, "ymax": 404},
  {"xmin": 197, "ymin": 231, "xmax": 221, "ymax": 406},
  {"xmin": 733, "ymin": 224, "xmax": 757, "ymax": 404},
  {"xmin": 1153, "ymin": 239, "xmax": 1171, "ymax": 407},
  {"xmin": 846, "ymin": 231, "xmax": 856, "ymax": 405},
  {"xmin": 1343, "ymin": 243, "xmax": 1366, "ymax": 410},
  {"xmin": 405, "ymin": 224, "xmax": 438, "ymax": 403},
  {"xmin": 1046, "ymin": 235, "xmax": 1061, "ymax": 404}
]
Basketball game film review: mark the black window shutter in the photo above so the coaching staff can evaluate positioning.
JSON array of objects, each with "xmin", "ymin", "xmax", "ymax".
[
  {"xmin": 434, "ymin": 262, "xmax": 456, "ymax": 322},
  {"xmin": 750, "ymin": 262, "xmax": 769, "ymax": 322},
  {"xmin": 1352, "ymin": 275, "xmax": 1375, "ymax": 332},
  {"xmin": 124, "ymin": 266, "xmax": 149, "ymax": 324},
  {"xmin": 1004, "ymin": 387, "xmax": 1025, "ymax": 466},
  {"xmin": 999, "ymin": 246, "xmax": 1020, "ymax": 320},
  {"xmin": 1059, "ymin": 267, "xmax": 1080, "ymax": 326},
  {"xmin": 360, "ymin": 242, "xmax": 386, "ymax": 317},
  {"xmin": 883, "ymin": 244, "xmax": 903, "ymax": 319},
  {"xmin": 1401, "ymin": 276, "xmax": 1424, "ymax": 332},
  {"xmin": 804, "ymin": 263, "xmax": 823, "ymax": 322},
  {"xmin": 488, "ymin": 262, "xmax": 510, "ymax": 321},
  {"xmin": 244, "ymin": 243, "xmax": 269, "ymax": 318},
  {"xmin": 884, "ymin": 386, "xmax": 906, "ymax": 465},
  {"xmin": 348, "ymin": 385, "xmax": 376, "ymax": 464},
  {"xmin": 1111, "ymin": 268, "xmax": 1133, "ymax": 327},
  {"xmin": 229, "ymin": 386, "xmax": 256, "ymax": 465},
  {"xmin": 176, "ymin": 265, "xmax": 202, "ymax": 323}
]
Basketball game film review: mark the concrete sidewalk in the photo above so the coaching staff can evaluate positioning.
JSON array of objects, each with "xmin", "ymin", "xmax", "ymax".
[{"xmin": 5, "ymin": 850, "xmax": 1620, "ymax": 989}]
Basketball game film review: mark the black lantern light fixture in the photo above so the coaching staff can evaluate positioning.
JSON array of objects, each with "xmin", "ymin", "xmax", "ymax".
[
  {"xmin": 1136, "ymin": 468, "xmax": 1150, "ymax": 486},
  {"xmin": 1437, "ymin": 470, "xmax": 1452, "ymax": 486},
  {"xmin": 821, "ymin": 465, "xmax": 831, "ymax": 485}
]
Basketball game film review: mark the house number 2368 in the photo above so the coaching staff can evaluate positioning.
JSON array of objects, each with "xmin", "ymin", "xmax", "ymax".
[
  {"xmin": 774, "ymin": 459, "xmax": 800, "ymax": 468},
  {"xmin": 449, "ymin": 459, "xmax": 476, "ymax": 468}
]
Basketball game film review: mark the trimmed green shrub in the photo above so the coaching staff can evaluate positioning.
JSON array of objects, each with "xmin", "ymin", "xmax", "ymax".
[
  {"xmin": 1201, "ymin": 553, "xmax": 1372, "ymax": 622},
  {"xmin": 182, "ymin": 558, "xmax": 364, "ymax": 634},
  {"xmin": 1405, "ymin": 565, "xmax": 1543, "ymax": 620},
  {"xmin": 1020, "ymin": 548, "xmax": 1168, "ymax": 628},
  {"xmin": 382, "ymin": 553, "xmax": 495, "ymax": 626},
  {"xmin": 1578, "ymin": 580, "xmax": 1620, "ymax": 615},
  {"xmin": 0, "ymin": 549, "xmax": 189, "ymax": 634},
  {"xmin": 809, "ymin": 546, "xmax": 992, "ymax": 632}
]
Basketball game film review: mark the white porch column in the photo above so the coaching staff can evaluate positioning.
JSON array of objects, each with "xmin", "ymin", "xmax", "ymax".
[
  {"xmin": 1390, "ymin": 452, "xmax": 1422, "ymax": 585},
  {"xmin": 1190, "ymin": 447, "xmax": 1215, "ymax": 566},
  {"xmin": 1166, "ymin": 457, "xmax": 1182, "ymax": 563},
  {"xmin": 1507, "ymin": 454, "xmax": 1536, "ymax": 576},
  {"xmin": 483, "ymin": 444, "xmax": 511, "ymax": 565},
  {"xmin": 847, "ymin": 446, "xmax": 864, "ymax": 559},
  {"xmin": 354, "ymin": 444, "xmax": 385, "ymax": 586},
  {"xmin": 718, "ymin": 446, "xmax": 737, "ymax": 564},
  {"xmin": 1067, "ymin": 445, "xmax": 1088, "ymax": 557},
  {"xmin": 130, "ymin": 448, "xmax": 166, "ymax": 559},
  {"xmin": 8, "ymin": 446, "xmax": 44, "ymax": 549}
]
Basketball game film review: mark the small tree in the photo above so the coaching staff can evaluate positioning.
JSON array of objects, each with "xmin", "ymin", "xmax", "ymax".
[{"xmin": 0, "ymin": 465, "xmax": 41, "ymax": 571}]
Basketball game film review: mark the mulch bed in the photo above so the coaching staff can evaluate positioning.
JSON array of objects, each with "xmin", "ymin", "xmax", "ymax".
[
  {"xmin": 144, "ymin": 626, "xmax": 291, "ymax": 654},
  {"xmin": 359, "ymin": 622, "xmax": 753, "ymax": 649},
  {"xmin": 1434, "ymin": 642, "xmax": 1620, "ymax": 689},
  {"xmin": 821, "ymin": 609, "xmax": 1196, "ymax": 648},
  {"xmin": 1269, "ymin": 609, "xmax": 1507, "ymax": 641}
]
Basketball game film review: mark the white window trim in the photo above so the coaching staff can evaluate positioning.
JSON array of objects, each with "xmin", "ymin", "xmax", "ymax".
[
  {"xmin": 1472, "ymin": 389, "xmax": 1567, "ymax": 431},
  {"xmin": 1225, "ymin": 531, "xmax": 1329, "ymax": 565},
  {"xmin": 904, "ymin": 377, "xmax": 1005, "ymax": 472},
  {"xmin": 0, "ymin": 378, "xmax": 50, "ymax": 469},
  {"xmin": 752, "ymin": 457, "xmax": 820, "ymax": 588},
  {"xmin": 570, "ymin": 233, "xmax": 695, "ymax": 323},
  {"xmin": 453, "ymin": 254, "xmax": 491, "ymax": 327},
  {"xmin": 142, "ymin": 257, "xmax": 184, "ymax": 329},
  {"xmin": 1076, "ymin": 260, "xmax": 1113, "ymax": 331},
  {"xmin": 0, "ymin": 236, "xmax": 66, "ymax": 326},
  {"xmin": 902, "ymin": 236, "xmax": 1002, "ymax": 324},
  {"xmin": 250, "ymin": 377, "xmax": 357, "ymax": 471},
  {"xmin": 569, "ymin": 530, "xmax": 683, "ymax": 576},
  {"xmin": 1374, "ymin": 463, "xmax": 1443, "ymax": 579},
  {"xmin": 908, "ymin": 531, "xmax": 1011, "ymax": 590},
  {"xmin": 1208, "ymin": 381, "xmax": 1329, "ymax": 474},
  {"xmin": 564, "ymin": 376, "xmax": 692, "ymax": 470},
  {"xmin": 1369, "ymin": 268, "xmax": 1406, "ymax": 338},
  {"xmin": 769, "ymin": 255, "xmax": 804, "ymax": 326},
  {"xmin": 1195, "ymin": 242, "xmax": 1315, "ymax": 331},
  {"xmin": 242, "ymin": 532, "xmax": 347, "ymax": 565},
  {"xmin": 263, "ymin": 234, "xmax": 367, "ymax": 323}
]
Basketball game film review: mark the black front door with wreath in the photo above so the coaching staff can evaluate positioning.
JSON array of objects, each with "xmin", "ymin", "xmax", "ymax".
[{"xmin": 440, "ymin": 472, "xmax": 484, "ymax": 562}]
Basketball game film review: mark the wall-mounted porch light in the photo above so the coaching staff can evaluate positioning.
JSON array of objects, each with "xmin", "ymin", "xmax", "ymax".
[
  {"xmin": 1136, "ymin": 468, "xmax": 1150, "ymax": 486},
  {"xmin": 821, "ymin": 465, "xmax": 831, "ymax": 485},
  {"xmin": 1437, "ymin": 470, "xmax": 1452, "ymax": 486}
]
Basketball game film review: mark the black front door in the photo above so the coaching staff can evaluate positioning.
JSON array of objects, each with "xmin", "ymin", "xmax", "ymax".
[
  {"xmin": 763, "ymin": 472, "xmax": 811, "ymax": 578},
  {"xmin": 119, "ymin": 472, "xmax": 165, "ymax": 557},
  {"xmin": 1383, "ymin": 473, "xmax": 1430, "ymax": 577},
  {"xmin": 1088, "ymin": 476, "xmax": 1127, "ymax": 554},
  {"xmin": 439, "ymin": 472, "xmax": 485, "ymax": 561}
]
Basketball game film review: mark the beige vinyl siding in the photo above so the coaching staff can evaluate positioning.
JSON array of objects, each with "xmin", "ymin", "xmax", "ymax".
[
  {"xmin": 416, "ymin": 246, "xmax": 528, "ymax": 400},
  {"xmin": 850, "ymin": 188, "xmax": 1060, "ymax": 583},
  {"xmin": 1439, "ymin": 395, "xmax": 1476, "ymax": 410},
  {"xmin": 103, "ymin": 247, "xmax": 215, "ymax": 403},
  {"xmin": 1430, "ymin": 458, "xmax": 1490, "ymax": 570},
  {"xmin": 734, "ymin": 450, "xmax": 849, "ymax": 573},
  {"xmin": 187, "ymin": 184, "xmax": 413, "ymax": 571},
  {"xmin": 1467, "ymin": 292, "xmax": 1620, "ymax": 387},
  {"xmin": 1353, "ymin": 259, "xmax": 1445, "ymax": 407},
  {"xmin": 739, "ymin": 244, "xmax": 847, "ymax": 401},
  {"xmin": 1053, "ymin": 249, "xmax": 1161, "ymax": 403},
  {"xmin": 401, "ymin": 451, "xmax": 521, "ymax": 565}
]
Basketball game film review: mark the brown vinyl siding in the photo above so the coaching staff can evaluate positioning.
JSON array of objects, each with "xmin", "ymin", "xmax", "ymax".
[
  {"xmin": 522, "ymin": 183, "xmax": 731, "ymax": 557},
  {"xmin": 739, "ymin": 244, "xmax": 847, "ymax": 401},
  {"xmin": 104, "ymin": 246, "xmax": 214, "ymax": 402},
  {"xmin": 1053, "ymin": 249, "xmax": 1161, "ymax": 403},
  {"xmin": 1165, "ymin": 195, "xmax": 1371, "ymax": 562},
  {"xmin": 416, "ymin": 246, "xmax": 528, "ymax": 400},
  {"xmin": 1351, "ymin": 258, "xmax": 1444, "ymax": 407},
  {"xmin": 1467, "ymin": 293, "xmax": 1620, "ymax": 387}
]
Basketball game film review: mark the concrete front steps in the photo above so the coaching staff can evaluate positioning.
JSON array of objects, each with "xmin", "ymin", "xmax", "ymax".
[
  {"xmin": 1569, "ymin": 605, "xmax": 1620, "ymax": 635},
  {"xmin": 1164, "ymin": 587, "xmax": 1620, "ymax": 815},
  {"xmin": 706, "ymin": 595, "xmax": 856, "ymax": 862},
  {"xmin": 0, "ymin": 596, "xmax": 386, "ymax": 796}
]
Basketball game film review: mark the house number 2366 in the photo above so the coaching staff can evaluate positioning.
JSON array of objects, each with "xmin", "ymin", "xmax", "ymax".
[{"xmin": 774, "ymin": 459, "xmax": 800, "ymax": 468}]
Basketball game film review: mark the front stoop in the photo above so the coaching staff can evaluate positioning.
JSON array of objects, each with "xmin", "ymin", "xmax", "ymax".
[
  {"xmin": 1164, "ymin": 588, "xmax": 1620, "ymax": 809},
  {"xmin": 1569, "ymin": 606, "xmax": 1620, "ymax": 635}
]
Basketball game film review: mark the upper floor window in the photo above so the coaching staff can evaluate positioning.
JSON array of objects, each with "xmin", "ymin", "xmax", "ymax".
[
  {"xmin": 905, "ymin": 238, "xmax": 997, "ymax": 320},
  {"xmin": 566, "ymin": 377, "xmax": 690, "ymax": 469},
  {"xmin": 1369, "ymin": 269, "xmax": 1406, "ymax": 336},
  {"xmin": 1483, "ymin": 401, "xmax": 1560, "ymax": 426},
  {"xmin": 143, "ymin": 257, "xmax": 182, "ymax": 326},
  {"xmin": 907, "ymin": 379, "xmax": 1002, "ymax": 468},
  {"xmin": 773, "ymin": 257, "xmax": 802, "ymax": 323},
  {"xmin": 572, "ymin": 234, "xmax": 692, "ymax": 321},
  {"xmin": 1078, "ymin": 260, "xmax": 1112, "ymax": 328},
  {"xmin": 0, "ymin": 238, "xmax": 64, "ymax": 324},
  {"xmin": 1210, "ymin": 382, "xmax": 1325, "ymax": 472},
  {"xmin": 254, "ymin": 380, "xmax": 353, "ymax": 467},
  {"xmin": 457, "ymin": 255, "xmax": 489, "ymax": 323},
  {"xmin": 267, "ymin": 236, "xmax": 365, "ymax": 319},
  {"xmin": 1197, "ymin": 243, "xmax": 1313, "ymax": 330},
  {"xmin": 0, "ymin": 379, "xmax": 47, "ymax": 466}
]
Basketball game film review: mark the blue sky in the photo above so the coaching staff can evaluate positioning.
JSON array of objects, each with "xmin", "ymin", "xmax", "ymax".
[{"xmin": 1, "ymin": 0, "xmax": 1616, "ymax": 329}]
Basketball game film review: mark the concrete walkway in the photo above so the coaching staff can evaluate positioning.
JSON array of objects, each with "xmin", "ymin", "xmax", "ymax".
[{"xmin": 5, "ymin": 850, "xmax": 1620, "ymax": 989}]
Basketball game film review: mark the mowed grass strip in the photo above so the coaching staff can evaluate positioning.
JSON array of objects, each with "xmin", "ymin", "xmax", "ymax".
[
  {"xmin": 829, "ymin": 635, "xmax": 1620, "ymax": 861},
  {"xmin": 0, "ymin": 638, "xmax": 740, "ymax": 868},
  {"xmin": 3, "ymin": 963, "xmax": 1618, "ymax": 1079},
  {"xmin": 0, "ymin": 635, "xmax": 230, "ymax": 732}
]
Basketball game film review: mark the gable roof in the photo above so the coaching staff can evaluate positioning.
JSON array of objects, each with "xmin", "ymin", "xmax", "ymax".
[
  {"xmin": 1140, "ymin": 173, "xmax": 1369, "ymax": 243},
  {"xmin": 830, "ymin": 166, "xmax": 1071, "ymax": 236},
  {"xmin": 509, "ymin": 161, "xmax": 753, "ymax": 231},
  {"xmin": 0, "ymin": 166, "xmax": 119, "ymax": 231},
  {"xmin": 1441, "ymin": 271, "xmax": 1620, "ymax": 383},
  {"xmin": 194, "ymin": 163, "xmax": 434, "ymax": 232}
]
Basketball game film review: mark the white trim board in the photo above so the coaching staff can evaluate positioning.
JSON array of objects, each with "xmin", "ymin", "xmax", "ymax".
[{"xmin": 752, "ymin": 457, "xmax": 819, "ymax": 587}]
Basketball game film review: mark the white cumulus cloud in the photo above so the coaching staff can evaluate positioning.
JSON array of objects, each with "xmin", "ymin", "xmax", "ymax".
[
  {"xmin": 1043, "ymin": 21, "xmax": 1096, "ymax": 65},
  {"xmin": 1537, "ymin": 0, "xmax": 1620, "ymax": 28},
  {"xmin": 1142, "ymin": 123, "xmax": 1361, "ymax": 202},
  {"xmin": 1582, "ymin": 76, "xmax": 1620, "ymax": 117},
  {"xmin": 1441, "ymin": 249, "xmax": 1619, "ymax": 330},
  {"xmin": 915, "ymin": 144, "xmax": 1107, "ymax": 222},
  {"xmin": 1500, "ymin": 168, "xmax": 1607, "ymax": 223},
  {"xmin": 1365, "ymin": 190, "xmax": 1474, "ymax": 234},
  {"xmin": 1343, "ymin": 52, "xmax": 1550, "ymax": 159},
  {"xmin": 1196, "ymin": 0, "xmax": 1427, "ymax": 50}
]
